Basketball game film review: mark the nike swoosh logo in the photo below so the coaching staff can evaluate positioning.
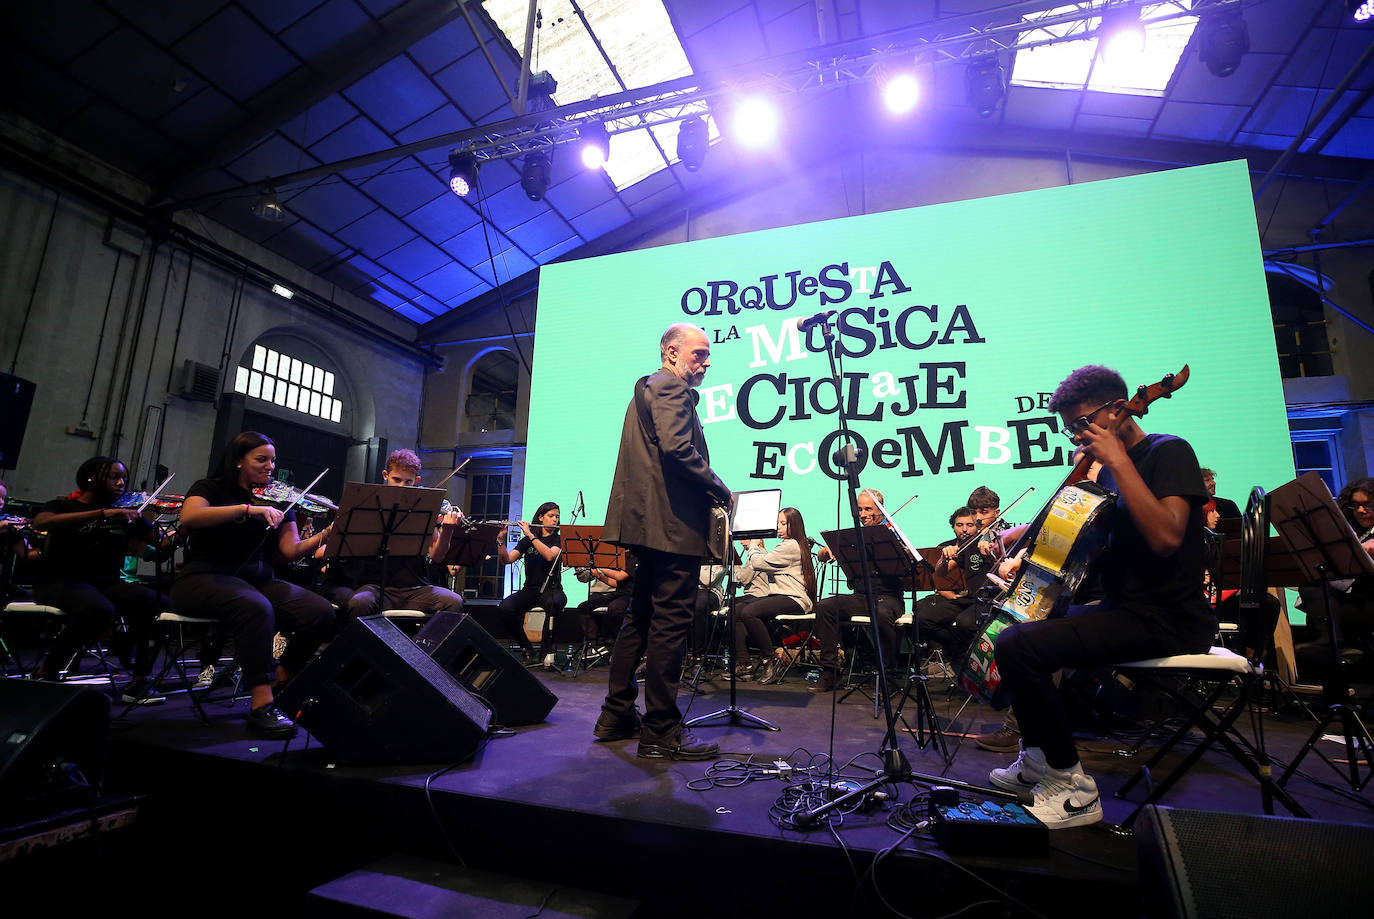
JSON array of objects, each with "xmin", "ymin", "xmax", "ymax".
[{"xmin": 1064, "ymin": 796, "xmax": 1100, "ymax": 813}]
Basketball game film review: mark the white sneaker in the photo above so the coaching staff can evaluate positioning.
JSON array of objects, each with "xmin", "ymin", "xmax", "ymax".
[
  {"xmin": 1026, "ymin": 769, "xmax": 1103, "ymax": 829},
  {"xmin": 988, "ymin": 745, "xmax": 1048, "ymax": 794},
  {"xmin": 193, "ymin": 664, "xmax": 218, "ymax": 691}
]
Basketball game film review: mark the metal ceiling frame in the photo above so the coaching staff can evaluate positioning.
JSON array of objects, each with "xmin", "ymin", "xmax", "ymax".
[{"xmin": 168, "ymin": 0, "xmax": 1238, "ymax": 210}]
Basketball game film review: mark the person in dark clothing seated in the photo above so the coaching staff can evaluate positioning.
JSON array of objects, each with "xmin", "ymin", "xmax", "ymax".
[
  {"xmin": 323, "ymin": 448, "xmax": 464, "ymax": 621},
  {"xmin": 172, "ymin": 432, "xmax": 337, "ymax": 739},
  {"xmin": 497, "ymin": 502, "xmax": 566, "ymax": 664},
  {"xmin": 810, "ymin": 487, "xmax": 904, "ymax": 694},
  {"xmin": 573, "ymin": 554, "xmax": 635, "ymax": 647},
  {"xmin": 915, "ymin": 506, "xmax": 989, "ymax": 669},
  {"xmin": 988, "ymin": 365, "xmax": 1213, "ymax": 829},
  {"xmin": 1295, "ymin": 476, "xmax": 1374, "ymax": 680},
  {"xmin": 29, "ymin": 457, "xmax": 168, "ymax": 699}
]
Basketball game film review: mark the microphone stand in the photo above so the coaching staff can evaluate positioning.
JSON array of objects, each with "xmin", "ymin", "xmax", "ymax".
[{"xmin": 795, "ymin": 318, "xmax": 1010, "ymax": 828}]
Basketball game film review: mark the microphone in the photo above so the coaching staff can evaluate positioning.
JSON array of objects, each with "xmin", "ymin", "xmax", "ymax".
[{"xmin": 796, "ymin": 309, "xmax": 836, "ymax": 332}]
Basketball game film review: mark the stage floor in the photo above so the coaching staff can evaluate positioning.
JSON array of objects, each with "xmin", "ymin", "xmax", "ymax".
[{"xmin": 90, "ymin": 659, "xmax": 1374, "ymax": 915}]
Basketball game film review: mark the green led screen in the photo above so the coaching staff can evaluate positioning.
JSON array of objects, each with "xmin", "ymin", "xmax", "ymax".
[{"xmin": 525, "ymin": 160, "xmax": 1292, "ymax": 552}]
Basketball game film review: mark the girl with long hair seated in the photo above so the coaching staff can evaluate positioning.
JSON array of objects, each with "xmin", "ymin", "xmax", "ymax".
[
  {"xmin": 496, "ymin": 501, "xmax": 566, "ymax": 664},
  {"xmin": 172, "ymin": 432, "xmax": 336, "ymax": 738},
  {"xmin": 732, "ymin": 506, "xmax": 817, "ymax": 683}
]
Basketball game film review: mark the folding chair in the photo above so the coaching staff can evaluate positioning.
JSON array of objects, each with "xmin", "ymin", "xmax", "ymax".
[
  {"xmin": 118, "ymin": 611, "xmax": 217, "ymax": 724},
  {"xmin": 2, "ymin": 600, "xmax": 119, "ymax": 692},
  {"xmin": 1112, "ymin": 487, "xmax": 1310, "ymax": 826}
]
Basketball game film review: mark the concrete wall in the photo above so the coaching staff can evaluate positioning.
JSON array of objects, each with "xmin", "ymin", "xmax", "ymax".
[{"xmin": 0, "ymin": 164, "xmax": 431, "ymax": 505}]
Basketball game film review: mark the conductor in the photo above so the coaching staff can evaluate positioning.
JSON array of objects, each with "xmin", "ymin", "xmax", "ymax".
[{"xmin": 593, "ymin": 323, "xmax": 731, "ymax": 760}]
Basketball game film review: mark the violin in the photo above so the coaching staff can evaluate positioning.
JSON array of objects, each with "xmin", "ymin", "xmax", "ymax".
[
  {"xmin": 0, "ymin": 513, "xmax": 35, "ymax": 535},
  {"xmin": 113, "ymin": 491, "xmax": 185, "ymax": 511},
  {"xmin": 251, "ymin": 480, "xmax": 337, "ymax": 515}
]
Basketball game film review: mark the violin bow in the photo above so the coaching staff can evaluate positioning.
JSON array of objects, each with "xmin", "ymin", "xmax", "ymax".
[
  {"xmin": 138, "ymin": 473, "xmax": 176, "ymax": 513},
  {"xmin": 434, "ymin": 457, "xmax": 471, "ymax": 490}
]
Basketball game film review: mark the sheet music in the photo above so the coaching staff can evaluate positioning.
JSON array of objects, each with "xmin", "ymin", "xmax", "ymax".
[{"xmin": 730, "ymin": 488, "xmax": 783, "ymax": 538}]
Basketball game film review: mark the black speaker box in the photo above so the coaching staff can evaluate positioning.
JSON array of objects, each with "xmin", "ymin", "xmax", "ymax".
[
  {"xmin": 413, "ymin": 611, "xmax": 558, "ymax": 726},
  {"xmin": 0, "ymin": 680, "xmax": 109, "ymax": 820},
  {"xmin": 277, "ymin": 615, "xmax": 492, "ymax": 764},
  {"xmin": 1136, "ymin": 804, "xmax": 1374, "ymax": 919},
  {"xmin": 0, "ymin": 372, "xmax": 36, "ymax": 470}
]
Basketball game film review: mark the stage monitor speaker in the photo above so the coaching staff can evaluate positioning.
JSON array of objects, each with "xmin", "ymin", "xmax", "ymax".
[
  {"xmin": 0, "ymin": 372, "xmax": 37, "ymax": 470},
  {"xmin": 0, "ymin": 680, "xmax": 110, "ymax": 820},
  {"xmin": 413, "ymin": 611, "xmax": 558, "ymax": 726},
  {"xmin": 277, "ymin": 615, "xmax": 492, "ymax": 764},
  {"xmin": 1135, "ymin": 804, "xmax": 1374, "ymax": 919}
]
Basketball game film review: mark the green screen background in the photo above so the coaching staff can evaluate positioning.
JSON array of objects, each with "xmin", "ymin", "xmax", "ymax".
[{"xmin": 525, "ymin": 160, "xmax": 1293, "ymax": 554}]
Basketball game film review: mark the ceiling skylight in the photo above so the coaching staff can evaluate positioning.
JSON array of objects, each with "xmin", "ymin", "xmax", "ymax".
[
  {"xmin": 1011, "ymin": 2, "xmax": 1200, "ymax": 97},
  {"xmin": 483, "ymin": 0, "xmax": 699, "ymax": 189}
]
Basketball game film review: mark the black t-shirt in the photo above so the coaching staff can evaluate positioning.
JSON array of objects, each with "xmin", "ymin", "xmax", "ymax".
[
  {"xmin": 1095, "ymin": 433, "xmax": 1211, "ymax": 640},
  {"xmin": 37, "ymin": 496, "xmax": 155, "ymax": 587},
  {"xmin": 516, "ymin": 531, "xmax": 562, "ymax": 591},
  {"xmin": 181, "ymin": 478, "xmax": 295, "ymax": 574}
]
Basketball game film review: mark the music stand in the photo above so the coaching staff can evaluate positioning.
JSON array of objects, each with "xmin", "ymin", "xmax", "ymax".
[
  {"xmin": 686, "ymin": 488, "xmax": 783, "ymax": 733},
  {"xmin": 1269, "ymin": 473, "xmax": 1374, "ymax": 792},
  {"xmin": 559, "ymin": 524, "xmax": 627, "ymax": 571},
  {"xmin": 821, "ymin": 522, "xmax": 948, "ymax": 760},
  {"xmin": 325, "ymin": 483, "xmax": 445, "ymax": 609}
]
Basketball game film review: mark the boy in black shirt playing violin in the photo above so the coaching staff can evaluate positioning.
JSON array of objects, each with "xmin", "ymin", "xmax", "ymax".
[{"xmin": 988, "ymin": 365, "xmax": 1210, "ymax": 829}]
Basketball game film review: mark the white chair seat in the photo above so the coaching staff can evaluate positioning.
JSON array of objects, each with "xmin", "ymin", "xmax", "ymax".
[
  {"xmin": 381, "ymin": 609, "xmax": 428, "ymax": 620},
  {"xmin": 157, "ymin": 611, "xmax": 217, "ymax": 625},
  {"xmin": 1117, "ymin": 646, "xmax": 1251, "ymax": 674},
  {"xmin": 4, "ymin": 602, "xmax": 65, "ymax": 616}
]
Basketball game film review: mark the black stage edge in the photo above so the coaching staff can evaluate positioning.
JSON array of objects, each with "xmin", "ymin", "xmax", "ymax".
[{"xmin": 44, "ymin": 668, "xmax": 1372, "ymax": 916}]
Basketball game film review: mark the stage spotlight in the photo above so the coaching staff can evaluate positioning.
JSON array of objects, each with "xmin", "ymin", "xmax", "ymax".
[
  {"xmin": 732, "ymin": 96, "xmax": 778, "ymax": 148},
  {"xmin": 677, "ymin": 115, "xmax": 709, "ymax": 172},
  {"xmin": 448, "ymin": 151, "xmax": 479, "ymax": 198},
  {"xmin": 579, "ymin": 122, "xmax": 610, "ymax": 170},
  {"xmin": 1098, "ymin": 6, "xmax": 1145, "ymax": 61},
  {"xmin": 882, "ymin": 73, "xmax": 920, "ymax": 114},
  {"xmin": 521, "ymin": 151, "xmax": 551, "ymax": 201},
  {"xmin": 251, "ymin": 189, "xmax": 286, "ymax": 222},
  {"xmin": 1198, "ymin": 8, "xmax": 1250, "ymax": 77},
  {"xmin": 964, "ymin": 56, "xmax": 1005, "ymax": 118}
]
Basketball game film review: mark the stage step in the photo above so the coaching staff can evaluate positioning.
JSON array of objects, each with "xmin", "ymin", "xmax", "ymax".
[{"xmin": 307, "ymin": 853, "xmax": 643, "ymax": 918}]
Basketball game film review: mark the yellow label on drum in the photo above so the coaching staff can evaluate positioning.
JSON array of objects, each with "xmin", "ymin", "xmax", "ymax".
[
  {"xmin": 999, "ymin": 562, "xmax": 1062, "ymax": 622},
  {"xmin": 1027, "ymin": 486, "xmax": 1109, "ymax": 575}
]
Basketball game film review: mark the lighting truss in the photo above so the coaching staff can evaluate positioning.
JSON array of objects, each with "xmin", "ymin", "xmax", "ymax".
[{"xmin": 189, "ymin": 1, "xmax": 1233, "ymax": 204}]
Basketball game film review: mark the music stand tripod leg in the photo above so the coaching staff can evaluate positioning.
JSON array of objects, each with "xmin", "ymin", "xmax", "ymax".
[
  {"xmin": 1277, "ymin": 579, "xmax": 1374, "ymax": 793},
  {"xmin": 685, "ymin": 576, "xmax": 779, "ymax": 732}
]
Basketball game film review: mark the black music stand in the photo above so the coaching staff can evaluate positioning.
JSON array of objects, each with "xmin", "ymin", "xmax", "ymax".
[
  {"xmin": 558, "ymin": 524, "xmax": 628, "ymax": 673},
  {"xmin": 821, "ymin": 524, "xmax": 948, "ymax": 761},
  {"xmin": 1269, "ymin": 473, "xmax": 1374, "ymax": 792},
  {"xmin": 686, "ymin": 488, "xmax": 783, "ymax": 733},
  {"xmin": 324, "ymin": 483, "xmax": 445, "ymax": 610}
]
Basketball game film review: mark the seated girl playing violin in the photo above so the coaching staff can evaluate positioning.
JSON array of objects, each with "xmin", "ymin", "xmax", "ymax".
[
  {"xmin": 28, "ymin": 457, "xmax": 168, "ymax": 695},
  {"xmin": 988, "ymin": 365, "xmax": 1211, "ymax": 830},
  {"xmin": 173, "ymin": 432, "xmax": 336, "ymax": 739}
]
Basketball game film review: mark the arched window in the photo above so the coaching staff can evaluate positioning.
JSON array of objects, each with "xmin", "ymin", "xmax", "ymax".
[
  {"xmin": 463, "ymin": 350, "xmax": 518, "ymax": 433},
  {"xmin": 234, "ymin": 342, "xmax": 345, "ymax": 424}
]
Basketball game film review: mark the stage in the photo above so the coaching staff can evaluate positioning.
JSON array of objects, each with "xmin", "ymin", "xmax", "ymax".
[{"xmin": 61, "ymin": 659, "xmax": 1373, "ymax": 916}]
